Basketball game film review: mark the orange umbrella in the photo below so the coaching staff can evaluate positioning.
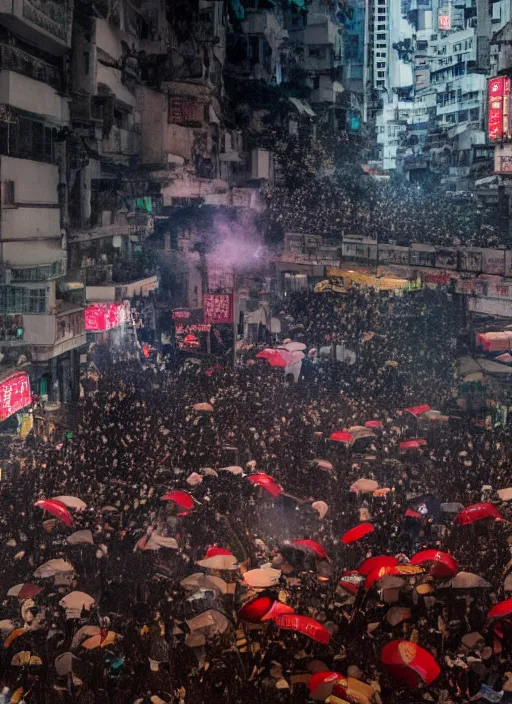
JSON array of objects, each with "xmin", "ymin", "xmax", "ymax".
[
  {"xmin": 341, "ymin": 523, "xmax": 374, "ymax": 545},
  {"xmin": 381, "ymin": 640, "xmax": 440, "ymax": 688}
]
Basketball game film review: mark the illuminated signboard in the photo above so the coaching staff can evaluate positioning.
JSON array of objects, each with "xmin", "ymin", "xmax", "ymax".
[
  {"xmin": 203, "ymin": 294, "xmax": 233, "ymax": 324},
  {"xmin": 0, "ymin": 371, "xmax": 31, "ymax": 422},
  {"xmin": 85, "ymin": 303, "xmax": 126, "ymax": 331},
  {"xmin": 438, "ymin": 14, "xmax": 450, "ymax": 29},
  {"xmin": 488, "ymin": 76, "xmax": 511, "ymax": 142}
]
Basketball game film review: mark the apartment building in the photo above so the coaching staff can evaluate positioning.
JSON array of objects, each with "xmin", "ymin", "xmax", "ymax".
[{"xmin": 0, "ymin": 0, "xmax": 88, "ymax": 408}]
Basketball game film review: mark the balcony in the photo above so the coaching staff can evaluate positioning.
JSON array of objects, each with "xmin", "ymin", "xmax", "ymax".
[
  {"xmin": 0, "ymin": 43, "xmax": 60, "ymax": 91},
  {"xmin": 0, "ymin": 0, "xmax": 72, "ymax": 54},
  {"xmin": 101, "ymin": 126, "xmax": 141, "ymax": 157},
  {"xmin": 10, "ymin": 259, "xmax": 66, "ymax": 283},
  {"xmin": 86, "ymin": 274, "xmax": 158, "ymax": 303}
]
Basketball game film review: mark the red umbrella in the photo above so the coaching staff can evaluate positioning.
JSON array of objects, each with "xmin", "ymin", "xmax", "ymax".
[
  {"xmin": 308, "ymin": 671, "xmax": 348, "ymax": 701},
  {"xmin": 256, "ymin": 349, "xmax": 287, "ymax": 368},
  {"xmin": 329, "ymin": 431, "xmax": 353, "ymax": 444},
  {"xmin": 400, "ymin": 440, "xmax": 425, "ymax": 451},
  {"xmin": 341, "ymin": 523, "xmax": 374, "ymax": 545},
  {"xmin": 205, "ymin": 547, "xmax": 234, "ymax": 559},
  {"xmin": 275, "ymin": 614, "xmax": 330, "ymax": 644},
  {"xmin": 247, "ymin": 473, "xmax": 283, "ymax": 498},
  {"xmin": 488, "ymin": 599, "xmax": 512, "ymax": 622},
  {"xmin": 365, "ymin": 420, "xmax": 382, "ymax": 428},
  {"xmin": 238, "ymin": 596, "xmax": 274, "ymax": 623},
  {"xmin": 381, "ymin": 640, "xmax": 440, "ymax": 688},
  {"xmin": 365, "ymin": 565, "xmax": 423, "ymax": 591},
  {"xmin": 358, "ymin": 555, "xmax": 398, "ymax": 576},
  {"xmin": 453, "ymin": 502, "xmax": 503, "ymax": 526},
  {"xmin": 410, "ymin": 549, "xmax": 458, "ymax": 578},
  {"xmin": 404, "ymin": 404, "xmax": 431, "ymax": 416},
  {"xmin": 260, "ymin": 600, "xmax": 295, "ymax": 621},
  {"xmin": 34, "ymin": 499, "xmax": 73, "ymax": 527},
  {"xmin": 338, "ymin": 571, "xmax": 364, "ymax": 595},
  {"xmin": 291, "ymin": 539, "xmax": 328, "ymax": 560},
  {"xmin": 161, "ymin": 490, "xmax": 195, "ymax": 512}
]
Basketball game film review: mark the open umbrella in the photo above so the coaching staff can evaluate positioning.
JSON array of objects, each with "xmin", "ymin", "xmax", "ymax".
[
  {"xmin": 82, "ymin": 631, "xmax": 118, "ymax": 650},
  {"xmin": 66, "ymin": 530, "xmax": 94, "ymax": 546},
  {"xmin": 52, "ymin": 496, "xmax": 87, "ymax": 511},
  {"xmin": 408, "ymin": 495, "xmax": 441, "ymax": 520},
  {"xmin": 312, "ymin": 501, "xmax": 329, "ymax": 519},
  {"xmin": 197, "ymin": 554, "xmax": 238, "ymax": 571},
  {"xmin": 34, "ymin": 559, "xmax": 74, "ymax": 578},
  {"xmin": 350, "ymin": 479, "xmax": 379, "ymax": 494},
  {"xmin": 453, "ymin": 502, "xmax": 503, "ymax": 526},
  {"xmin": 34, "ymin": 499, "xmax": 73, "ymax": 527},
  {"xmin": 247, "ymin": 473, "xmax": 283, "ymax": 498},
  {"xmin": 311, "ymin": 459, "xmax": 334, "ymax": 474},
  {"xmin": 11, "ymin": 652, "xmax": 42, "ymax": 667},
  {"xmin": 275, "ymin": 614, "xmax": 330, "ymax": 644},
  {"xmin": 161, "ymin": 491, "xmax": 195, "ymax": 511},
  {"xmin": 404, "ymin": 405, "xmax": 431, "ymax": 416},
  {"xmin": 7, "ymin": 584, "xmax": 43, "ymax": 600},
  {"xmin": 410, "ymin": 550, "xmax": 458, "ymax": 578},
  {"xmin": 308, "ymin": 671, "xmax": 348, "ymax": 701},
  {"xmin": 238, "ymin": 596, "xmax": 294, "ymax": 623},
  {"xmin": 358, "ymin": 555, "xmax": 399, "ymax": 576},
  {"xmin": 381, "ymin": 640, "xmax": 440, "ymax": 688},
  {"xmin": 365, "ymin": 565, "xmax": 423, "ymax": 591},
  {"xmin": 193, "ymin": 402, "xmax": 214, "ymax": 412},
  {"xmin": 488, "ymin": 599, "xmax": 512, "ymax": 622},
  {"xmin": 330, "ymin": 431, "xmax": 353, "ymax": 444},
  {"xmin": 219, "ymin": 465, "xmax": 244, "ymax": 475},
  {"xmin": 256, "ymin": 349, "xmax": 286, "ymax": 368},
  {"xmin": 205, "ymin": 547, "xmax": 234, "ymax": 559},
  {"xmin": 242, "ymin": 568, "xmax": 281, "ymax": 589},
  {"xmin": 399, "ymin": 440, "xmax": 424, "ymax": 451},
  {"xmin": 365, "ymin": 420, "xmax": 382, "ymax": 429},
  {"xmin": 59, "ymin": 591, "xmax": 95, "ymax": 619},
  {"xmin": 279, "ymin": 341, "xmax": 306, "ymax": 352},
  {"xmin": 498, "ymin": 488, "xmax": 512, "ymax": 501},
  {"xmin": 439, "ymin": 571, "xmax": 491, "ymax": 589},
  {"xmin": 341, "ymin": 523, "xmax": 374, "ymax": 545},
  {"xmin": 291, "ymin": 539, "xmax": 328, "ymax": 560}
]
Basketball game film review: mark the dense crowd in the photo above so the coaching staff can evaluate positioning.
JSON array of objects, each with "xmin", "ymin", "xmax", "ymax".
[
  {"xmin": 267, "ymin": 173, "xmax": 499, "ymax": 248},
  {"xmin": 1, "ymin": 288, "xmax": 512, "ymax": 703}
]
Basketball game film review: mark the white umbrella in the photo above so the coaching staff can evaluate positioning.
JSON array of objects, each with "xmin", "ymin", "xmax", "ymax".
[
  {"xmin": 186, "ymin": 609, "xmax": 229, "ymax": 636},
  {"xmin": 440, "ymin": 572, "xmax": 491, "ymax": 589},
  {"xmin": 66, "ymin": 530, "xmax": 94, "ymax": 546},
  {"xmin": 242, "ymin": 568, "xmax": 281, "ymax": 588},
  {"xmin": 311, "ymin": 459, "xmax": 334, "ymax": 473},
  {"xmin": 498, "ymin": 488, "xmax": 512, "ymax": 501},
  {"xmin": 180, "ymin": 573, "xmax": 235, "ymax": 596},
  {"xmin": 186, "ymin": 472, "xmax": 203, "ymax": 487},
  {"xmin": 200, "ymin": 467, "xmax": 218, "ymax": 477},
  {"xmin": 59, "ymin": 591, "xmax": 95, "ymax": 619},
  {"xmin": 33, "ymin": 559, "xmax": 74, "ymax": 578},
  {"xmin": 219, "ymin": 466, "xmax": 244, "ymax": 475},
  {"xmin": 196, "ymin": 555, "xmax": 238, "ymax": 571},
  {"xmin": 312, "ymin": 501, "xmax": 328, "ymax": 519},
  {"xmin": 193, "ymin": 402, "xmax": 214, "ymax": 412},
  {"xmin": 278, "ymin": 342, "xmax": 306, "ymax": 352},
  {"xmin": 135, "ymin": 533, "xmax": 179, "ymax": 551},
  {"xmin": 52, "ymin": 496, "xmax": 87, "ymax": 511},
  {"xmin": 350, "ymin": 479, "xmax": 379, "ymax": 494}
]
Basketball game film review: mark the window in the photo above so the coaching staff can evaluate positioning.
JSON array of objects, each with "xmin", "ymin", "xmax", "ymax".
[
  {"xmin": 0, "ymin": 286, "xmax": 48, "ymax": 314},
  {"xmin": 83, "ymin": 51, "xmax": 90, "ymax": 76},
  {"xmin": 378, "ymin": 71, "xmax": 385, "ymax": 77},
  {"xmin": 469, "ymin": 107, "xmax": 480, "ymax": 121},
  {"xmin": 377, "ymin": 62, "xmax": 385, "ymax": 68},
  {"xmin": 377, "ymin": 33, "xmax": 386, "ymax": 40},
  {"xmin": 308, "ymin": 46, "xmax": 326, "ymax": 59},
  {"xmin": 0, "ymin": 116, "xmax": 57, "ymax": 164},
  {"xmin": 376, "ymin": 79, "xmax": 385, "ymax": 86},
  {"xmin": 3, "ymin": 181, "xmax": 14, "ymax": 206},
  {"xmin": 377, "ymin": 24, "xmax": 387, "ymax": 30},
  {"xmin": 313, "ymin": 75, "xmax": 320, "ymax": 89}
]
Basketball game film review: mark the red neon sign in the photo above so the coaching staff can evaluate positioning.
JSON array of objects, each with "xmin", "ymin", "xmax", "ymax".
[
  {"xmin": 85, "ymin": 303, "xmax": 126, "ymax": 331},
  {"xmin": 203, "ymin": 294, "xmax": 233, "ymax": 324},
  {"xmin": 0, "ymin": 371, "xmax": 31, "ymax": 421},
  {"xmin": 488, "ymin": 76, "xmax": 509, "ymax": 142}
]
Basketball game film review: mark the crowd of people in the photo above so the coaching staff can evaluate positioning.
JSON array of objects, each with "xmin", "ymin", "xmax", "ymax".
[{"xmin": 1, "ymin": 287, "xmax": 512, "ymax": 703}]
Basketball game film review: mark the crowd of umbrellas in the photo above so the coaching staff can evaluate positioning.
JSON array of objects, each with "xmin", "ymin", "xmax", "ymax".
[{"xmin": 2, "ymin": 287, "xmax": 512, "ymax": 703}]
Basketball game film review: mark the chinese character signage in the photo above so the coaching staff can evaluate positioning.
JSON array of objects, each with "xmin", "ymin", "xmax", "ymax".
[
  {"xmin": 203, "ymin": 294, "xmax": 233, "ymax": 324},
  {"xmin": 85, "ymin": 303, "xmax": 126, "ymax": 331},
  {"xmin": 0, "ymin": 372, "xmax": 31, "ymax": 422},
  {"xmin": 488, "ymin": 76, "xmax": 511, "ymax": 142},
  {"xmin": 438, "ymin": 13, "xmax": 450, "ymax": 30}
]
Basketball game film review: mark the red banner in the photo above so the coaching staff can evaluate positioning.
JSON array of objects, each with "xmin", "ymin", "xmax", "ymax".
[
  {"xmin": 85, "ymin": 303, "xmax": 126, "ymax": 331},
  {"xmin": 488, "ymin": 76, "xmax": 508, "ymax": 141},
  {"xmin": 203, "ymin": 294, "xmax": 233, "ymax": 324},
  {"xmin": 0, "ymin": 371, "xmax": 31, "ymax": 421}
]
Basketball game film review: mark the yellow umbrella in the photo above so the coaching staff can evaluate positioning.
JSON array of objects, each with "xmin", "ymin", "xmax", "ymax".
[
  {"xmin": 81, "ymin": 631, "xmax": 117, "ymax": 650},
  {"xmin": 11, "ymin": 651, "xmax": 43, "ymax": 666},
  {"xmin": 4, "ymin": 627, "xmax": 28, "ymax": 649}
]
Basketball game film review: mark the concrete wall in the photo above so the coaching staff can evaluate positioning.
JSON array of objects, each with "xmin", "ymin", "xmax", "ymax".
[{"xmin": 0, "ymin": 71, "xmax": 69, "ymax": 122}]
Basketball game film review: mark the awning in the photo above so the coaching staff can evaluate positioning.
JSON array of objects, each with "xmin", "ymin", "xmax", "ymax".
[
  {"xmin": 209, "ymin": 105, "xmax": 220, "ymax": 124},
  {"xmin": 58, "ymin": 281, "xmax": 84, "ymax": 292},
  {"xmin": 168, "ymin": 82, "xmax": 211, "ymax": 99}
]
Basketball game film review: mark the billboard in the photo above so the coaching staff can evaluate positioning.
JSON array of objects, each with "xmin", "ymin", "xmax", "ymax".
[
  {"xmin": 488, "ymin": 76, "xmax": 511, "ymax": 142},
  {"xmin": 85, "ymin": 303, "xmax": 126, "ymax": 331},
  {"xmin": 0, "ymin": 372, "xmax": 31, "ymax": 422},
  {"xmin": 203, "ymin": 294, "xmax": 233, "ymax": 325}
]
